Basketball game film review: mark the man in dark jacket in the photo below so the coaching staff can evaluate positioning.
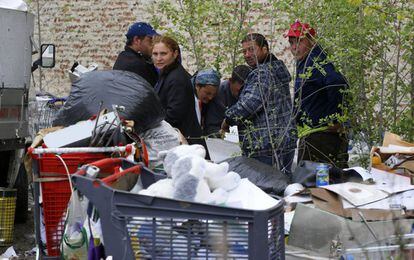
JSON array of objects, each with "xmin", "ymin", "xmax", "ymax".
[
  {"xmin": 221, "ymin": 33, "xmax": 297, "ymax": 175},
  {"xmin": 285, "ymin": 20, "xmax": 349, "ymax": 168},
  {"xmin": 113, "ymin": 22, "xmax": 158, "ymax": 87}
]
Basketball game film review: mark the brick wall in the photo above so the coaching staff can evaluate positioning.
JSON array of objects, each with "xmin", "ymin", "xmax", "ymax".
[{"xmin": 28, "ymin": 0, "xmax": 294, "ymax": 96}]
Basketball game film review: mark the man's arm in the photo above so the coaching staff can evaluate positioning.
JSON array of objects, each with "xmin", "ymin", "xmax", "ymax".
[
  {"xmin": 225, "ymin": 68, "xmax": 270, "ymax": 125},
  {"xmin": 323, "ymin": 63, "xmax": 348, "ymax": 106}
]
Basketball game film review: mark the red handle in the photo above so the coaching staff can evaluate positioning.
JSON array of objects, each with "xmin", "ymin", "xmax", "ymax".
[
  {"xmin": 76, "ymin": 158, "xmax": 123, "ymax": 176},
  {"xmin": 101, "ymin": 164, "xmax": 142, "ymax": 185},
  {"xmin": 89, "ymin": 158, "xmax": 123, "ymax": 168},
  {"xmin": 76, "ymin": 157, "xmax": 142, "ymax": 185}
]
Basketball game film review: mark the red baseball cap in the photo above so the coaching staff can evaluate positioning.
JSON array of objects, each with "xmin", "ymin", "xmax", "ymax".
[{"xmin": 284, "ymin": 19, "xmax": 316, "ymax": 38}]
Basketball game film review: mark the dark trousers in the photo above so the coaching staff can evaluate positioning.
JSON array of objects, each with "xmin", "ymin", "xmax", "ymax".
[{"xmin": 297, "ymin": 131, "xmax": 349, "ymax": 169}]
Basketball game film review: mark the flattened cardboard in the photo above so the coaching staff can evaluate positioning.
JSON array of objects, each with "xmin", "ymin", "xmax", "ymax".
[
  {"xmin": 310, "ymin": 188, "xmax": 352, "ymax": 218},
  {"xmin": 310, "ymin": 188, "xmax": 402, "ymax": 221},
  {"xmin": 382, "ymin": 132, "xmax": 414, "ymax": 147}
]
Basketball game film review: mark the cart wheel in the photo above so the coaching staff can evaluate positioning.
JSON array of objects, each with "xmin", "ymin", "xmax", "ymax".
[{"xmin": 14, "ymin": 163, "xmax": 28, "ymax": 223}]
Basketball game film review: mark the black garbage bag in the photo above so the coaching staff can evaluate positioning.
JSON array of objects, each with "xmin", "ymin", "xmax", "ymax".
[
  {"xmin": 224, "ymin": 156, "xmax": 289, "ymax": 195},
  {"xmin": 53, "ymin": 70, "xmax": 164, "ymax": 134},
  {"xmin": 292, "ymin": 160, "xmax": 363, "ymax": 187}
]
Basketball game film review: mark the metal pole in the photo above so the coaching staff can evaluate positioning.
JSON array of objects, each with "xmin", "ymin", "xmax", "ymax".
[
  {"xmin": 30, "ymin": 145, "xmax": 133, "ymax": 155},
  {"xmin": 36, "ymin": 0, "xmax": 43, "ymax": 92}
]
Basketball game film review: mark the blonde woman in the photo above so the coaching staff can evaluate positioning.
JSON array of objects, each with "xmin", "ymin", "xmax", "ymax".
[{"xmin": 152, "ymin": 35, "xmax": 203, "ymax": 146}]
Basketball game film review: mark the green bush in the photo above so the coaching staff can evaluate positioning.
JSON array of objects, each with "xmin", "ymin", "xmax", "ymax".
[{"xmin": 149, "ymin": 0, "xmax": 414, "ymax": 165}]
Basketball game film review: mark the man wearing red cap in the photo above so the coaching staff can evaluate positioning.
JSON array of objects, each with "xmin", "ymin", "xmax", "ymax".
[
  {"xmin": 285, "ymin": 20, "xmax": 349, "ymax": 168},
  {"xmin": 113, "ymin": 22, "xmax": 159, "ymax": 87}
]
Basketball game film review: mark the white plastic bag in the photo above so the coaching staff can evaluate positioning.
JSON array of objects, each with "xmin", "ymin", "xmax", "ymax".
[
  {"xmin": 60, "ymin": 191, "xmax": 89, "ymax": 260},
  {"xmin": 139, "ymin": 120, "xmax": 181, "ymax": 169},
  {"xmin": 225, "ymin": 178, "xmax": 280, "ymax": 210}
]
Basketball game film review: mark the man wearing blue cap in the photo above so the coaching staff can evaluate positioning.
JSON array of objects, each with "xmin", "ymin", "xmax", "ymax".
[{"xmin": 113, "ymin": 22, "xmax": 159, "ymax": 87}]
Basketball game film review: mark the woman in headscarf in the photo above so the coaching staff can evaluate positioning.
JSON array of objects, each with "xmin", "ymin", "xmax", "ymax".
[{"xmin": 191, "ymin": 69, "xmax": 221, "ymax": 135}]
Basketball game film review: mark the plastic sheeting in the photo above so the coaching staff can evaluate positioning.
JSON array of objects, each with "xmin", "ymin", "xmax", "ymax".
[
  {"xmin": 224, "ymin": 156, "xmax": 289, "ymax": 195},
  {"xmin": 53, "ymin": 71, "xmax": 164, "ymax": 134},
  {"xmin": 292, "ymin": 160, "xmax": 362, "ymax": 187}
]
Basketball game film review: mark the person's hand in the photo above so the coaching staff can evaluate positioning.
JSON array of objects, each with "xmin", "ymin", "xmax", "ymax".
[{"xmin": 220, "ymin": 119, "xmax": 230, "ymax": 137}]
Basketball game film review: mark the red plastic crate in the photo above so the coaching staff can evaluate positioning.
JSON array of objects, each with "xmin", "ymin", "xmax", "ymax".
[
  {"xmin": 34, "ymin": 152, "xmax": 108, "ymax": 256},
  {"xmin": 37, "ymin": 152, "xmax": 108, "ymax": 176}
]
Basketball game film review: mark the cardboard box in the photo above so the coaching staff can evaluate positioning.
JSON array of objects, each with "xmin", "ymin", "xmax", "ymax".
[
  {"xmin": 370, "ymin": 132, "xmax": 414, "ymax": 180},
  {"xmin": 310, "ymin": 188, "xmax": 403, "ymax": 221}
]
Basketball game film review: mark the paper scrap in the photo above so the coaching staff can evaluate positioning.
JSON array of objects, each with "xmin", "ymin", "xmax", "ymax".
[
  {"xmin": 322, "ymin": 182, "xmax": 388, "ymax": 206},
  {"xmin": 284, "ymin": 195, "xmax": 312, "ymax": 204},
  {"xmin": 378, "ymin": 145, "xmax": 414, "ymax": 154},
  {"xmin": 205, "ymin": 138, "xmax": 241, "ymax": 163},
  {"xmin": 284, "ymin": 211, "xmax": 296, "ymax": 234},
  {"xmin": 371, "ymin": 168, "xmax": 411, "ymax": 187},
  {"xmin": 224, "ymin": 126, "xmax": 239, "ymax": 143},
  {"xmin": 1, "ymin": 246, "xmax": 17, "ymax": 258},
  {"xmin": 343, "ymin": 189, "xmax": 414, "ymax": 210},
  {"xmin": 344, "ymin": 167, "xmax": 372, "ymax": 180}
]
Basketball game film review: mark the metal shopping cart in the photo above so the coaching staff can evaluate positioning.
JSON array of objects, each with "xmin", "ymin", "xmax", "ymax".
[
  {"xmin": 32, "ymin": 95, "xmax": 66, "ymax": 134},
  {"xmin": 72, "ymin": 160, "xmax": 286, "ymax": 260},
  {"xmin": 29, "ymin": 145, "xmax": 135, "ymax": 259}
]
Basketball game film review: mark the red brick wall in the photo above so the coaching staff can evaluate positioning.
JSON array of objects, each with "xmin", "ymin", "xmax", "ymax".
[
  {"xmin": 28, "ymin": 0, "xmax": 148, "ymax": 95},
  {"xmin": 28, "ymin": 0, "xmax": 293, "ymax": 96}
]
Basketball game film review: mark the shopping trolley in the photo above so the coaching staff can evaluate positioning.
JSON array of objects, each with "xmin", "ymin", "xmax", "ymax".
[
  {"xmin": 29, "ymin": 145, "xmax": 134, "ymax": 258},
  {"xmin": 33, "ymin": 95, "xmax": 66, "ymax": 134},
  {"xmin": 72, "ymin": 160, "xmax": 286, "ymax": 260}
]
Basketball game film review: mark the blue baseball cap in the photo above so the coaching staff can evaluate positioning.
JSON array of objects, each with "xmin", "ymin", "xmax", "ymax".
[{"xmin": 126, "ymin": 22, "xmax": 158, "ymax": 39}]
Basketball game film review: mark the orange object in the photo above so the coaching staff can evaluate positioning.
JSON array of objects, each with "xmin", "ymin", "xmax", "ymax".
[{"xmin": 372, "ymin": 155, "xmax": 382, "ymax": 165}]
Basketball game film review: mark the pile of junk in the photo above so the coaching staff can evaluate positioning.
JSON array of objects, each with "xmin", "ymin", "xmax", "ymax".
[
  {"xmin": 26, "ymin": 68, "xmax": 414, "ymax": 259},
  {"xmin": 23, "ymin": 64, "xmax": 414, "ymax": 260},
  {"xmin": 25, "ymin": 69, "xmax": 288, "ymax": 260},
  {"xmin": 284, "ymin": 132, "xmax": 414, "ymax": 259}
]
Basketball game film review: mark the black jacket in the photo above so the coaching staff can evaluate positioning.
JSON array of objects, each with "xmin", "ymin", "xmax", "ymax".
[
  {"xmin": 113, "ymin": 46, "xmax": 158, "ymax": 87},
  {"xmin": 201, "ymin": 81, "xmax": 236, "ymax": 136},
  {"xmin": 294, "ymin": 45, "xmax": 348, "ymax": 127},
  {"xmin": 155, "ymin": 62, "xmax": 202, "ymax": 140}
]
